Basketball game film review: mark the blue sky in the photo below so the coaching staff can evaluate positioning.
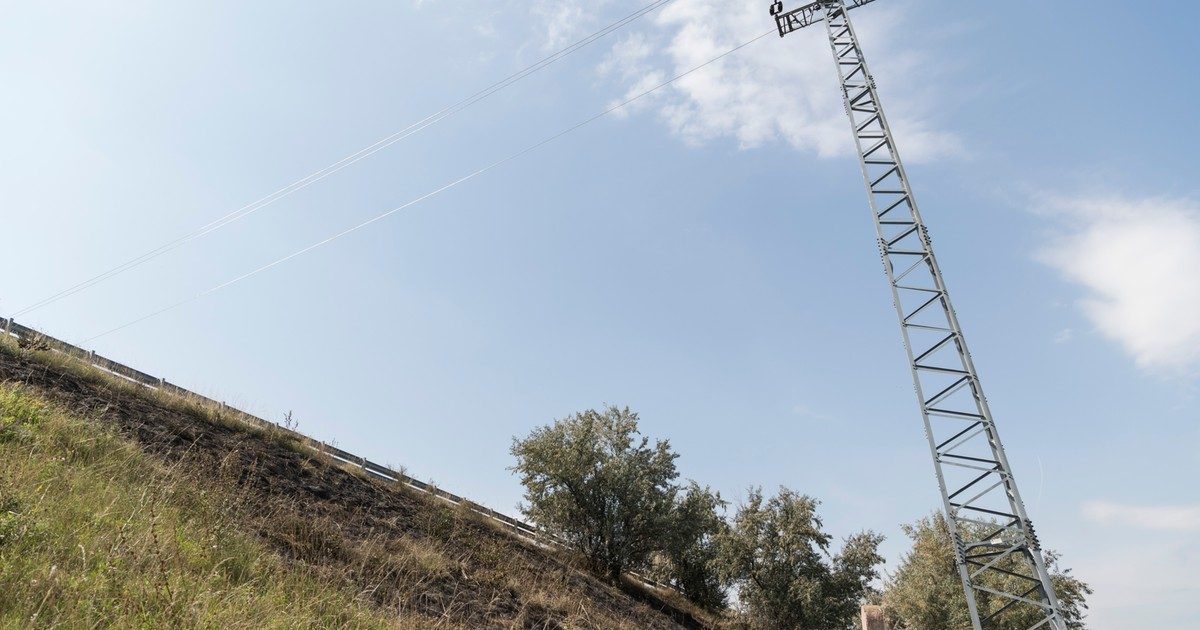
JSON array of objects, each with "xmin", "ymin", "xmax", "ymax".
[{"xmin": 2, "ymin": 1, "xmax": 1197, "ymax": 626}]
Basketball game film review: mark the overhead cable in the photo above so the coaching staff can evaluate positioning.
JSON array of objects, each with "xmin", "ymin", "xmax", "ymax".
[
  {"xmin": 12, "ymin": 0, "xmax": 675, "ymax": 318},
  {"xmin": 81, "ymin": 29, "xmax": 775, "ymax": 344}
]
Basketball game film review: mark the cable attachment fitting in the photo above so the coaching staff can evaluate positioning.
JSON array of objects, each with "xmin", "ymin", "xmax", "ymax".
[
  {"xmin": 953, "ymin": 537, "xmax": 968, "ymax": 566},
  {"xmin": 1025, "ymin": 519, "xmax": 1042, "ymax": 550}
]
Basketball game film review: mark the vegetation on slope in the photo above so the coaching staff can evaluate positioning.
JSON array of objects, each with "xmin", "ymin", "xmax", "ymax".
[
  {"xmin": 0, "ymin": 338, "xmax": 710, "ymax": 629},
  {"xmin": 511, "ymin": 407, "xmax": 885, "ymax": 629},
  {"xmin": 0, "ymin": 382, "xmax": 392, "ymax": 628}
]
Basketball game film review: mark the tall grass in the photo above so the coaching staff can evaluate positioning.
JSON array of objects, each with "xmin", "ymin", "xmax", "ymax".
[{"xmin": 0, "ymin": 383, "xmax": 394, "ymax": 628}]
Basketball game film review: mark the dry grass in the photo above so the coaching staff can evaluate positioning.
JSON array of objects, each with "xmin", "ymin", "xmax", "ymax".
[
  {"xmin": 0, "ymin": 335, "xmax": 714, "ymax": 629},
  {"xmin": 1, "ymin": 335, "xmax": 254, "ymax": 432},
  {"xmin": 0, "ymin": 382, "xmax": 392, "ymax": 628}
]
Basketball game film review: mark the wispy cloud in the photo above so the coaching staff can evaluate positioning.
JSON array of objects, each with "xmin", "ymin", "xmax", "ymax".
[
  {"xmin": 790, "ymin": 404, "xmax": 834, "ymax": 422},
  {"xmin": 533, "ymin": 0, "xmax": 616, "ymax": 50},
  {"xmin": 1077, "ymin": 500, "xmax": 1200, "ymax": 625},
  {"xmin": 549, "ymin": 0, "xmax": 962, "ymax": 161},
  {"xmin": 1082, "ymin": 500, "xmax": 1200, "ymax": 532},
  {"xmin": 1036, "ymin": 195, "xmax": 1200, "ymax": 374},
  {"xmin": 1072, "ymin": 536, "xmax": 1200, "ymax": 626}
]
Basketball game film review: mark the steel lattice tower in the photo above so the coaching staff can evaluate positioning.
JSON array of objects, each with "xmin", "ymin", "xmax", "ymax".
[{"xmin": 769, "ymin": 1, "xmax": 1067, "ymax": 628}]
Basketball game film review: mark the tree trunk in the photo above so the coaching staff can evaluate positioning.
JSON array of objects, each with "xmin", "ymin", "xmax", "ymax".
[{"xmin": 860, "ymin": 605, "xmax": 888, "ymax": 630}]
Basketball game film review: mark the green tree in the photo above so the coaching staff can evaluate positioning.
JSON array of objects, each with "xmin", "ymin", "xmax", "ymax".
[
  {"xmin": 883, "ymin": 513, "xmax": 1091, "ymax": 630},
  {"xmin": 719, "ymin": 487, "xmax": 885, "ymax": 629},
  {"xmin": 510, "ymin": 406, "xmax": 678, "ymax": 581},
  {"xmin": 649, "ymin": 482, "xmax": 730, "ymax": 611}
]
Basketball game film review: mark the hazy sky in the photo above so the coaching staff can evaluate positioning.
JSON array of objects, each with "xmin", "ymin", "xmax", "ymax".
[{"xmin": 2, "ymin": 1, "xmax": 1197, "ymax": 626}]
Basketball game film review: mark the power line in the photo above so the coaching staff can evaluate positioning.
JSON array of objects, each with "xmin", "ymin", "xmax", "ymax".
[
  {"xmin": 11, "ymin": 0, "xmax": 676, "ymax": 319},
  {"xmin": 81, "ymin": 30, "xmax": 775, "ymax": 345}
]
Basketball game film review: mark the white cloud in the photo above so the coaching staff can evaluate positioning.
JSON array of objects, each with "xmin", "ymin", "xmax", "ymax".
[
  {"xmin": 549, "ymin": 0, "xmax": 962, "ymax": 160},
  {"xmin": 790, "ymin": 404, "xmax": 833, "ymax": 422},
  {"xmin": 534, "ymin": 0, "xmax": 616, "ymax": 50},
  {"xmin": 475, "ymin": 21, "xmax": 498, "ymax": 38},
  {"xmin": 1037, "ymin": 196, "xmax": 1200, "ymax": 373},
  {"xmin": 1079, "ymin": 500, "xmax": 1200, "ymax": 626},
  {"xmin": 1072, "ymin": 536, "xmax": 1200, "ymax": 628},
  {"xmin": 597, "ymin": 32, "xmax": 667, "ymax": 118},
  {"xmin": 1082, "ymin": 500, "xmax": 1200, "ymax": 532}
]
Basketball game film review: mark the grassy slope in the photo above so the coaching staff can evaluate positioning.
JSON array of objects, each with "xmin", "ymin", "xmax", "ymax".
[
  {"xmin": 0, "ymin": 382, "xmax": 393, "ymax": 629},
  {"xmin": 0, "ymin": 339, "xmax": 711, "ymax": 629}
]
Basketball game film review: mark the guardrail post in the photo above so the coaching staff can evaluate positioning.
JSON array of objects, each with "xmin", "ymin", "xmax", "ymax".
[{"xmin": 3, "ymin": 318, "xmax": 10, "ymax": 336}]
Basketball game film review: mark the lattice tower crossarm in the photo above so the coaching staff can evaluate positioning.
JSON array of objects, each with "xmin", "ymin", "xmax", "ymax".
[{"xmin": 771, "ymin": 1, "xmax": 1069, "ymax": 628}]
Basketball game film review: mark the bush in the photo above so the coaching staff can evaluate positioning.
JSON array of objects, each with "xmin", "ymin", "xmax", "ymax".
[
  {"xmin": 510, "ymin": 406, "xmax": 678, "ymax": 581},
  {"xmin": 650, "ymin": 482, "xmax": 729, "ymax": 611},
  {"xmin": 883, "ymin": 513, "xmax": 1091, "ymax": 629},
  {"xmin": 719, "ymin": 487, "xmax": 884, "ymax": 629}
]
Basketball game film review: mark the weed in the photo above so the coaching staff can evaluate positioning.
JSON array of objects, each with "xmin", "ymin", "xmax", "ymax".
[
  {"xmin": 282, "ymin": 410, "xmax": 298, "ymax": 431},
  {"xmin": 15, "ymin": 331, "xmax": 49, "ymax": 353}
]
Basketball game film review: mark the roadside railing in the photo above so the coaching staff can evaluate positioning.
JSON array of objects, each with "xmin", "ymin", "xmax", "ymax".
[{"xmin": 0, "ymin": 317, "xmax": 678, "ymax": 594}]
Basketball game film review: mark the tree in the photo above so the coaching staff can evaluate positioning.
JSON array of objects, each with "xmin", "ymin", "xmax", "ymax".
[
  {"xmin": 649, "ymin": 482, "xmax": 730, "ymax": 611},
  {"xmin": 883, "ymin": 513, "xmax": 1091, "ymax": 630},
  {"xmin": 719, "ymin": 487, "xmax": 885, "ymax": 629},
  {"xmin": 510, "ymin": 406, "xmax": 678, "ymax": 581}
]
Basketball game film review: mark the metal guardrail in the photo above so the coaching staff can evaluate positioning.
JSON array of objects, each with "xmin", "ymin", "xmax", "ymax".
[{"xmin": 0, "ymin": 317, "xmax": 678, "ymax": 594}]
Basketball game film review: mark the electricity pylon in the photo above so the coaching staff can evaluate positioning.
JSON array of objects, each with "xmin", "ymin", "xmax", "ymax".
[{"xmin": 768, "ymin": 1, "xmax": 1067, "ymax": 628}]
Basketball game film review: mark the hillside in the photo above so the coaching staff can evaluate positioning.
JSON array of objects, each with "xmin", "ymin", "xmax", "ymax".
[{"xmin": 0, "ymin": 337, "xmax": 711, "ymax": 629}]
